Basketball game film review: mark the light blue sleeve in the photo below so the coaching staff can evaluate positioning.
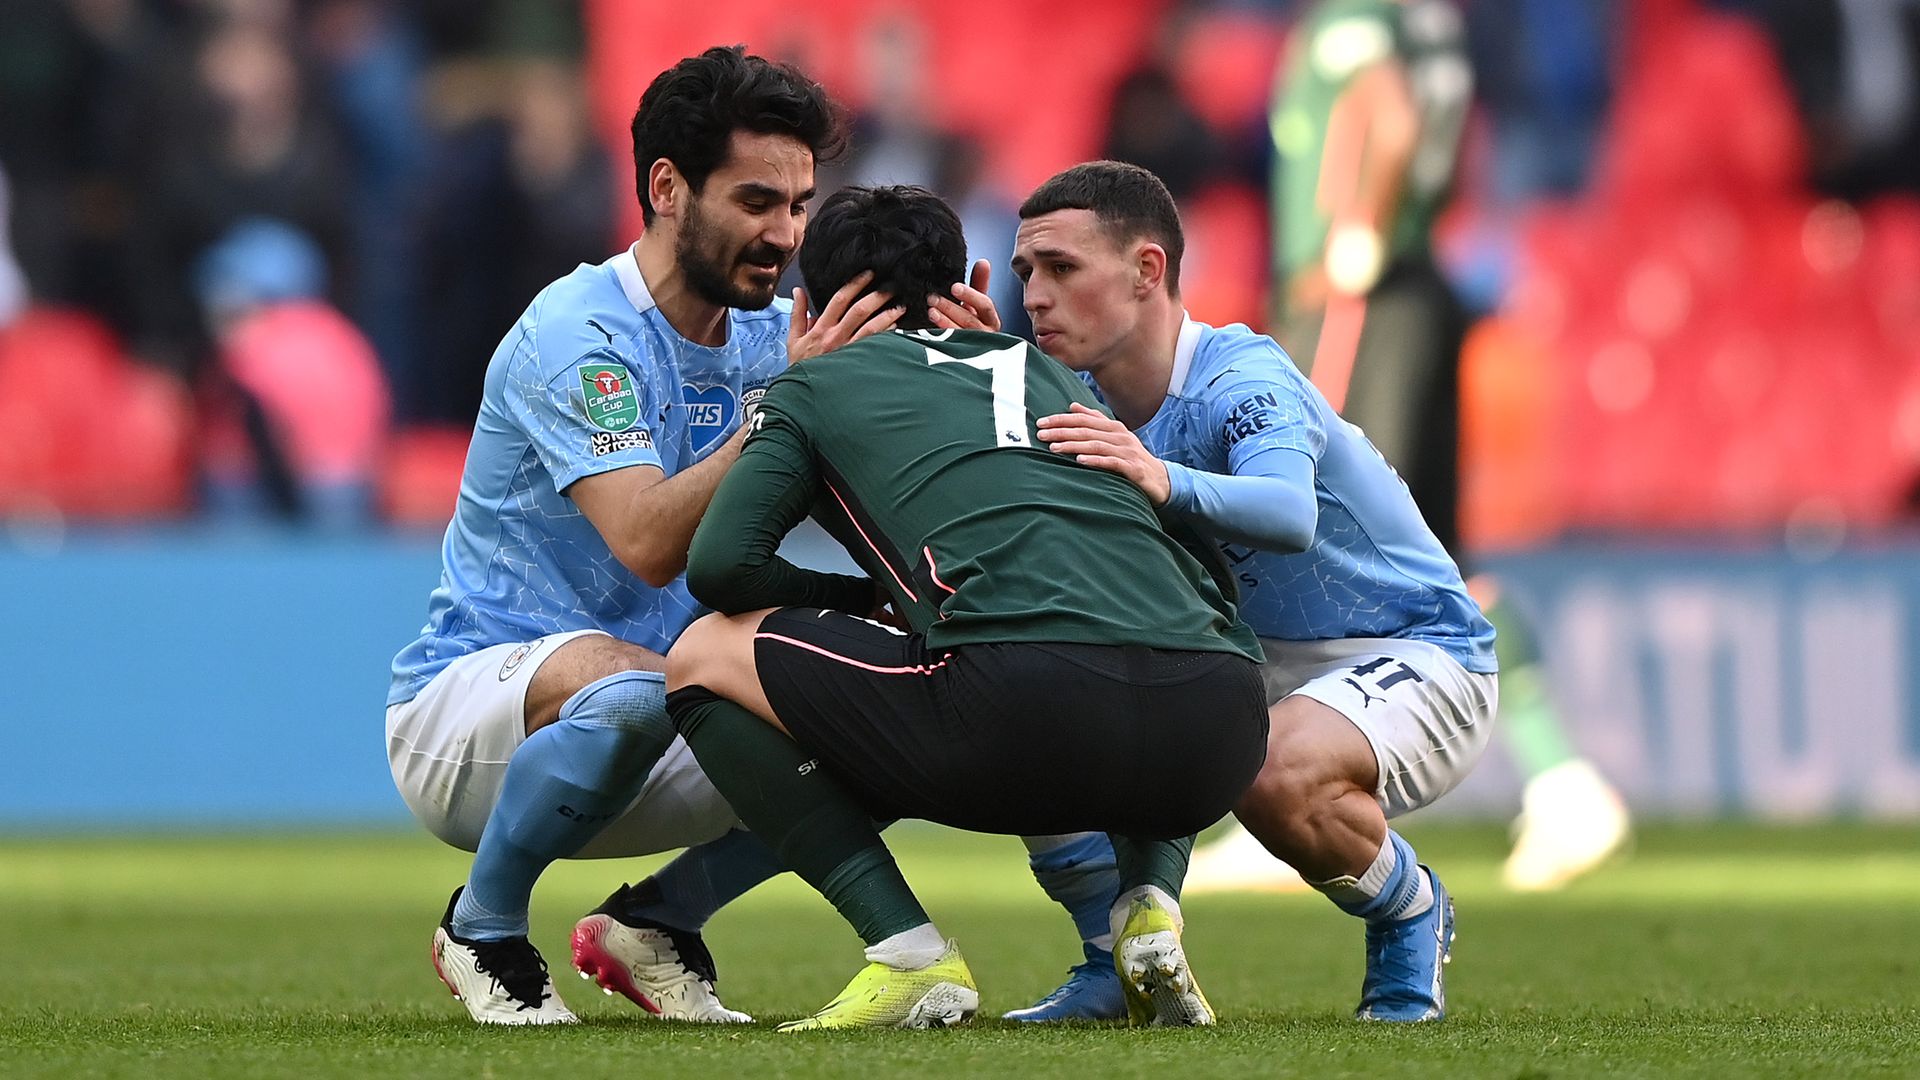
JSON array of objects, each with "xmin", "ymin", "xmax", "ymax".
[
  {"xmin": 1164, "ymin": 445, "xmax": 1317, "ymax": 552},
  {"xmin": 503, "ymin": 337, "xmax": 666, "ymax": 494}
]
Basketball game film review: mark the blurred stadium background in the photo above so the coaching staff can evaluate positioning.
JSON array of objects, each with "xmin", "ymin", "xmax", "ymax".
[{"xmin": 4, "ymin": 0, "xmax": 1920, "ymax": 836}]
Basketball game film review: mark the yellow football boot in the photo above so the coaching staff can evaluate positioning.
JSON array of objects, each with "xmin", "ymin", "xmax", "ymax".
[
  {"xmin": 776, "ymin": 941, "xmax": 979, "ymax": 1032},
  {"xmin": 1114, "ymin": 892, "xmax": 1215, "ymax": 1026}
]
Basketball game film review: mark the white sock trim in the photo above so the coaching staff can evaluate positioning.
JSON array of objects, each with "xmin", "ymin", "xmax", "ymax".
[
  {"xmin": 864, "ymin": 922, "xmax": 947, "ymax": 970},
  {"xmin": 1309, "ymin": 838, "xmax": 1397, "ymax": 906},
  {"xmin": 1109, "ymin": 884, "xmax": 1183, "ymax": 940}
]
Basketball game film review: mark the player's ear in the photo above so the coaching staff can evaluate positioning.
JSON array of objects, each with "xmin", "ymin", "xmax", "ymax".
[
  {"xmin": 647, "ymin": 158, "xmax": 683, "ymax": 220},
  {"xmin": 1134, "ymin": 242, "xmax": 1169, "ymax": 298}
]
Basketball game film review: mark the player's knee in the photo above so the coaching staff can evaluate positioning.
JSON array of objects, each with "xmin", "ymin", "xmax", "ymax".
[{"xmin": 557, "ymin": 669, "xmax": 672, "ymax": 770}]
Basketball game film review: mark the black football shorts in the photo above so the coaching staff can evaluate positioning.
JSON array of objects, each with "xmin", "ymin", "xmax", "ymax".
[{"xmin": 753, "ymin": 607, "xmax": 1269, "ymax": 839}]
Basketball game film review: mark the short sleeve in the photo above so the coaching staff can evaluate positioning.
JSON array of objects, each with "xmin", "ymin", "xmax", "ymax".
[
  {"xmin": 504, "ymin": 343, "xmax": 665, "ymax": 493},
  {"xmin": 1205, "ymin": 344, "xmax": 1327, "ymax": 475}
]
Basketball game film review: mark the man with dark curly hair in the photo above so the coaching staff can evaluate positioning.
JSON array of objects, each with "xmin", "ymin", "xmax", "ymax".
[{"xmin": 384, "ymin": 48, "xmax": 998, "ymax": 1026}]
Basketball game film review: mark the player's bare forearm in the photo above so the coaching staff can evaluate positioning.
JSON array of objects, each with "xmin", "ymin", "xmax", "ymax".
[
  {"xmin": 621, "ymin": 427, "xmax": 745, "ymax": 586},
  {"xmin": 1325, "ymin": 62, "xmax": 1418, "ymax": 231},
  {"xmin": 569, "ymin": 427, "xmax": 747, "ymax": 589},
  {"xmin": 1319, "ymin": 62, "xmax": 1418, "ymax": 296}
]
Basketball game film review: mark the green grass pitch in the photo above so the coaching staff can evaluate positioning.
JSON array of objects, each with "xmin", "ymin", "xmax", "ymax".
[{"xmin": 4, "ymin": 822, "xmax": 1916, "ymax": 1078}]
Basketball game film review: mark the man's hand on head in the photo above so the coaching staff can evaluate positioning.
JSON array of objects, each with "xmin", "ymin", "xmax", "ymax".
[
  {"xmin": 786, "ymin": 271, "xmax": 904, "ymax": 363},
  {"xmin": 926, "ymin": 259, "xmax": 1002, "ymax": 332},
  {"xmin": 1036, "ymin": 402, "xmax": 1173, "ymax": 505}
]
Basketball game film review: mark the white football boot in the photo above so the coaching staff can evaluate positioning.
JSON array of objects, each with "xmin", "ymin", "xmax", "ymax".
[
  {"xmin": 431, "ymin": 889, "xmax": 577, "ymax": 1025},
  {"xmin": 1503, "ymin": 759, "xmax": 1632, "ymax": 892},
  {"xmin": 571, "ymin": 883, "xmax": 751, "ymax": 1023}
]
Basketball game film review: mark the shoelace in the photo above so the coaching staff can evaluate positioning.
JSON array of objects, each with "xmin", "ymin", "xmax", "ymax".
[
  {"xmin": 601, "ymin": 884, "xmax": 722, "ymax": 986},
  {"xmin": 649, "ymin": 926, "xmax": 721, "ymax": 986},
  {"xmin": 468, "ymin": 936, "xmax": 554, "ymax": 1011},
  {"xmin": 1035, "ymin": 960, "xmax": 1110, "ymax": 1006},
  {"xmin": 1362, "ymin": 918, "xmax": 1430, "ymax": 994}
]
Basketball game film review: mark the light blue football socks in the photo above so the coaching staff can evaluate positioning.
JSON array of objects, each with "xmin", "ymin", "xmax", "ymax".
[{"xmin": 452, "ymin": 670, "xmax": 674, "ymax": 940}]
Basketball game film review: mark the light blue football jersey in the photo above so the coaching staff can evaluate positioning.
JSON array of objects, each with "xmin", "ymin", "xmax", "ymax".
[
  {"xmin": 1130, "ymin": 317, "xmax": 1496, "ymax": 673},
  {"xmin": 389, "ymin": 247, "xmax": 789, "ymax": 705}
]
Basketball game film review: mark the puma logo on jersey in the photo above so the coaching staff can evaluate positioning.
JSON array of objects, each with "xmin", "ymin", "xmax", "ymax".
[{"xmin": 587, "ymin": 319, "xmax": 617, "ymax": 345}]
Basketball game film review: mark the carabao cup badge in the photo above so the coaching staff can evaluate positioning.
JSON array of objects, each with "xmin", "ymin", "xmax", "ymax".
[{"xmin": 581, "ymin": 363, "xmax": 638, "ymax": 431}]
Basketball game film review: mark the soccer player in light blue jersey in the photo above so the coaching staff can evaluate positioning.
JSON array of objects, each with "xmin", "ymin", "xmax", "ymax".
[
  {"xmin": 383, "ymin": 47, "xmax": 921, "ymax": 1026},
  {"xmin": 1004, "ymin": 161, "xmax": 1499, "ymax": 1023}
]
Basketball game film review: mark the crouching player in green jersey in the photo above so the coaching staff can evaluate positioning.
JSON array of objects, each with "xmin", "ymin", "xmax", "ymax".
[{"xmin": 659, "ymin": 185, "xmax": 1271, "ymax": 1031}]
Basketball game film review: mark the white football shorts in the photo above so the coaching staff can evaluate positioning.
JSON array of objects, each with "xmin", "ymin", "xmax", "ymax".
[
  {"xmin": 384, "ymin": 629, "xmax": 741, "ymax": 858},
  {"xmin": 1259, "ymin": 636, "xmax": 1497, "ymax": 819}
]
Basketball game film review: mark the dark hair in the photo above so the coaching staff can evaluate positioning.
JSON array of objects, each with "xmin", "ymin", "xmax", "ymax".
[
  {"xmin": 630, "ymin": 45, "xmax": 846, "ymax": 224},
  {"xmin": 798, "ymin": 185, "xmax": 968, "ymax": 330},
  {"xmin": 1019, "ymin": 161, "xmax": 1185, "ymax": 294}
]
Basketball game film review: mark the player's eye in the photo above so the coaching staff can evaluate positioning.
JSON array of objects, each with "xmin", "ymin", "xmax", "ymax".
[{"xmin": 1052, "ymin": 263, "xmax": 1075, "ymax": 277}]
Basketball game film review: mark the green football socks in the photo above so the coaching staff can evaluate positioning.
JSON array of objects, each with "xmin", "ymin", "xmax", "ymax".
[{"xmin": 666, "ymin": 687, "xmax": 930, "ymax": 946}]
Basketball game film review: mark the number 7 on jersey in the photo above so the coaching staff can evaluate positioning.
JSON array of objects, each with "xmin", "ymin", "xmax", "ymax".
[{"xmin": 926, "ymin": 343, "xmax": 1031, "ymax": 448}]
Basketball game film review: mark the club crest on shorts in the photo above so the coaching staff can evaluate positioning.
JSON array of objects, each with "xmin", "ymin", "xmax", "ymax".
[{"xmin": 498, "ymin": 642, "xmax": 538, "ymax": 681}]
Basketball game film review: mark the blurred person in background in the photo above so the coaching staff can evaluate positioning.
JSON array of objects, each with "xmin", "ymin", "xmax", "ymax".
[
  {"xmin": 1196, "ymin": 0, "xmax": 1630, "ymax": 895},
  {"xmin": 0, "ymin": 165, "xmax": 28, "ymax": 328},
  {"xmin": 137, "ymin": 14, "xmax": 348, "ymax": 376},
  {"xmin": 934, "ymin": 134, "xmax": 1032, "ymax": 341},
  {"xmin": 412, "ymin": 56, "xmax": 613, "ymax": 424},
  {"xmin": 308, "ymin": 0, "xmax": 430, "ymax": 419},
  {"xmin": 845, "ymin": 14, "xmax": 939, "ymax": 190},
  {"xmin": 194, "ymin": 217, "xmax": 389, "ymax": 527},
  {"xmin": 1737, "ymin": 0, "xmax": 1920, "ymax": 200},
  {"xmin": 1467, "ymin": 0, "xmax": 1614, "ymax": 204},
  {"xmin": 0, "ymin": 0, "xmax": 191, "ymax": 343},
  {"xmin": 1101, "ymin": 64, "xmax": 1227, "ymax": 204}
]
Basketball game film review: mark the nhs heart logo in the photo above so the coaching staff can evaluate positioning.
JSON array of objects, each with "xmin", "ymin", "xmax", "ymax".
[{"xmin": 682, "ymin": 383, "xmax": 736, "ymax": 454}]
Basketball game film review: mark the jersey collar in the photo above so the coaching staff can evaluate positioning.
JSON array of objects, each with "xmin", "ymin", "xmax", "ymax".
[
  {"xmin": 609, "ymin": 242, "xmax": 657, "ymax": 315},
  {"xmin": 1168, "ymin": 311, "xmax": 1203, "ymax": 397}
]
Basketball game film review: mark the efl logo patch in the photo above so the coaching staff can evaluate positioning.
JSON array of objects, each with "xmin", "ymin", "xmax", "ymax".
[
  {"xmin": 591, "ymin": 429, "xmax": 654, "ymax": 457},
  {"xmin": 682, "ymin": 383, "xmax": 736, "ymax": 454},
  {"xmin": 580, "ymin": 362, "xmax": 638, "ymax": 432}
]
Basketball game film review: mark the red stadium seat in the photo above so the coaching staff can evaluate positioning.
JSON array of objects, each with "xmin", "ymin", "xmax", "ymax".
[
  {"xmin": 1598, "ymin": 13, "xmax": 1806, "ymax": 207},
  {"xmin": 1179, "ymin": 184, "xmax": 1270, "ymax": 331},
  {"xmin": 0, "ymin": 307, "xmax": 192, "ymax": 519},
  {"xmin": 1169, "ymin": 11, "xmax": 1286, "ymax": 133},
  {"xmin": 379, "ymin": 425, "xmax": 472, "ymax": 528}
]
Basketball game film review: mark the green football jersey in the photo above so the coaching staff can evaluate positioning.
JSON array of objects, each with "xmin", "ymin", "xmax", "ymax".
[
  {"xmin": 688, "ymin": 327, "xmax": 1263, "ymax": 661},
  {"xmin": 1269, "ymin": 0, "xmax": 1472, "ymax": 279}
]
